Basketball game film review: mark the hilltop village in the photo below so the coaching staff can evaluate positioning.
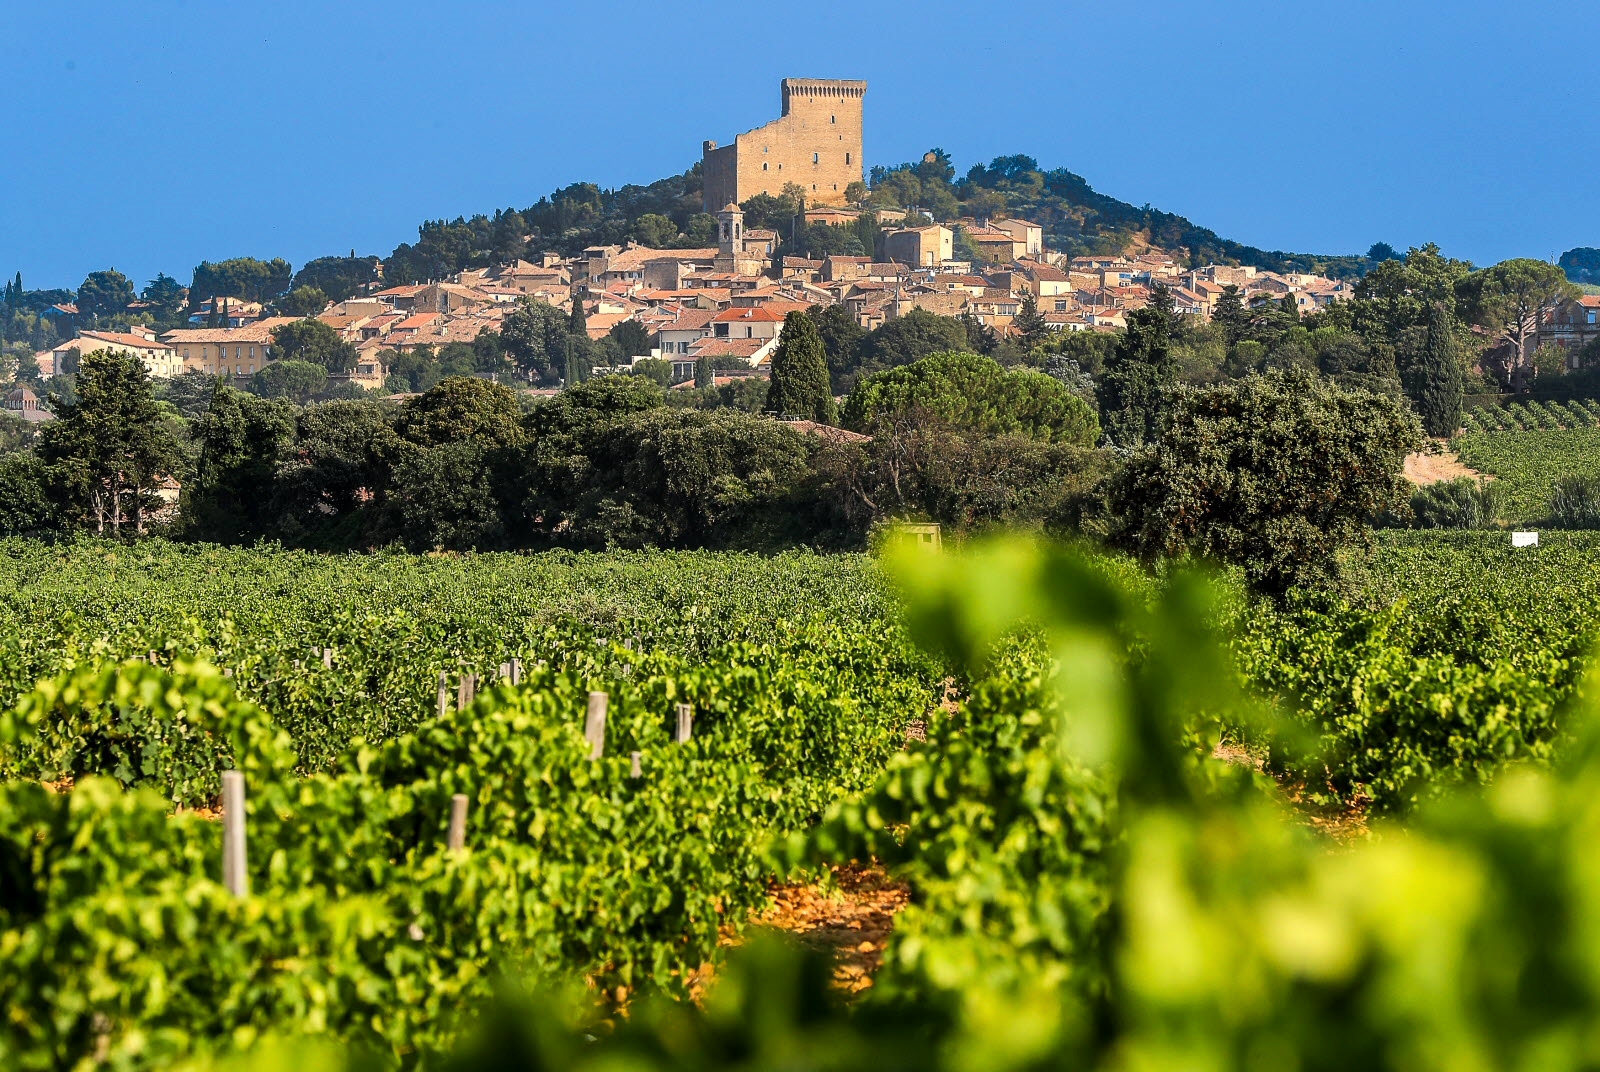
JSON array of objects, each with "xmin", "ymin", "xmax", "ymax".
[{"xmin": 8, "ymin": 77, "xmax": 1365, "ymax": 404}]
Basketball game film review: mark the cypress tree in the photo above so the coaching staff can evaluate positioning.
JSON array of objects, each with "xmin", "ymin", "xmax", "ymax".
[
  {"xmin": 568, "ymin": 293, "xmax": 587, "ymax": 339},
  {"xmin": 766, "ymin": 311, "xmax": 836, "ymax": 423},
  {"xmin": 694, "ymin": 355, "xmax": 712, "ymax": 389},
  {"xmin": 1416, "ymin": 303, "xmax": 1463, "ymax": 437},
  {"xmin": 1098, "ymin": 285, "xmax": 1176, "ymax": 448}
]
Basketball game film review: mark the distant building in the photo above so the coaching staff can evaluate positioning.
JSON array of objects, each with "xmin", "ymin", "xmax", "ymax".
[
  {"xmin": 701, "ymin": 78, "xmax": 865, "ymax": 213},
  {"xmin": 882, "ymin": 224, "xmax": 953, "ymax": 268},
  {"xmin": 52, "ymin": 329, "xmax": 183, "ymax": 379},
  {"xmin": 162, "ymin": 318, "xmax": 296, "ymax": 377},
  {"xmin": 2, "ymin": 385, "xmax": 52, "ymax": 423}
]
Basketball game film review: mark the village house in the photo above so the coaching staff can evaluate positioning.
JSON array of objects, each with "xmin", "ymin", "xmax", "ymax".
[
  {"xmin": 163, "ymin": 318, "xmax": 295, "ymax": 376},
  {"xmin": 53, "ymin": 329, "xmax": 183, "ymax": 378},
  {"xmin": 882, "ymin": 224, "xmax": 953, "ymax": 268},
  {"xmin": 1540, "ymin": 295, "xmax": 1600, "ymax": 364}
]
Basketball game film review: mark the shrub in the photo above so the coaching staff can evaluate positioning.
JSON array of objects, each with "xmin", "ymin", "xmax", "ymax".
[
  {"xmin": 1549, "ymin": 474, "xmax": 1600, "ymax": 528},
  {"xmin": 1409, "ymin": 477, "xmax": 1503, "ymax": 529}
]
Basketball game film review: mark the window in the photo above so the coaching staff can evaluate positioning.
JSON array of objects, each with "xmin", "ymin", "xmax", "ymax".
[
  {"xmin": 1588, "ymin": 311, "xmax": 1596, "ymax": 325},
  {"xmin": 813, "ymin": 152, "xmax": 819, "ymax": 164},
  {"xmin": 830, "ymin": 115, "xmax": 835, "ymax": 124},
  {"xmin": 763, "ymin": 162, "xmax": 768, "ymax": 171},
  {"xmin": 845, "ymin": 152, "xmax": 850, "ymax": 165}
]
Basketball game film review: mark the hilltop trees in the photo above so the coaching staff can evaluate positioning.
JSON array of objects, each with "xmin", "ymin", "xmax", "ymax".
[
  {"xmin": 766, "ymin": 311, "xmax": 836, "ymax": 422},
  {"xmin": 190, "ymin": 258, "xmax": 293, "ymax": 303},
  {"xmin": 75, "ymin": 269, "xmax": 135, "ymax": 319},
  {"xmin": 289, "ymin": 255, "xmax": 379, "ymax": 302}
]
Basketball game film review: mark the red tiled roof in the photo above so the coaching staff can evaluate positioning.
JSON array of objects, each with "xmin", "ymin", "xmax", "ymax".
[{"xmin": 711, "ymin": 306, "xmax": 785, "ymax": 323}]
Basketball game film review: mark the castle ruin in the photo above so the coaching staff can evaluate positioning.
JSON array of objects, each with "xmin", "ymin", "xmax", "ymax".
[{"xmin": 701, "ymin": 78, "xmax": 865, "ymax": 214}]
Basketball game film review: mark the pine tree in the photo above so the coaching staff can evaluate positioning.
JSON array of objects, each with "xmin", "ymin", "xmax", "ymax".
[
  {"xmin": 1013, "ymin": 293, "xmax": 1046, "ymax": 347},
  {"xmin": 1212, "ymin": 284, "xmax": 1247, "ymax": 344},
  {"xmin": 1415, "ymin": 303, "xmax": 1464, "ymax": 437},
  {"xmin": 694, "ymin": 355, "xmax": 712, "ymax": 389},
  {"xmin": 766, "ymin": 311, "xmax": 836, "ymax": 423}
]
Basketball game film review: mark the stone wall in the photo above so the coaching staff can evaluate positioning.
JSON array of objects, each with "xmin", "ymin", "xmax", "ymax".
[{"xmin": 702, "ymin": 78, "xmax": 864, "ymax": 213}]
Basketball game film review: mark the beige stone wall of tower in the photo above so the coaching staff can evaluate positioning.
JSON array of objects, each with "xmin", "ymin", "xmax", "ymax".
[{"xmin": 702, "ymin": 78, "xmax": 865, "ymax": 214}]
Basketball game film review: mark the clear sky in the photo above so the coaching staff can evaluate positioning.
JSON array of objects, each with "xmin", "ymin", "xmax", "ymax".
[{"xmin": 4, "ymin": 1, "xmax": 1594, "ymax": 292}]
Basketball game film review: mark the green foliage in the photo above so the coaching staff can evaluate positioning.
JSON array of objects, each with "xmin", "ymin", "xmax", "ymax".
[
  {"xmin": 843, "ymin": 351, "xmax": 1097, "ymax": 445},
  {"xmin": 805, "ymin": 303, "xmax": 865, "ymax": 390},
  {"xmin": 270, "ymin": 319, "xmax": 357, "ymax": 373},
  {"xmin": 250, "ymin": 359, "xmax": 328, "ymax": 403},
  {"xmin": 397, "ymin": 376, "xmax": 523, "ymax": 450},
  {"xmin": 76, "ymin": 268, "xmax": 136, "ymax": 318},
  {"xmin": 1413, "ymin": 303, "xmax": 1463, "ymax": 435},
  {"xmin": 1239, "ymin": 531, "xmax": 1600, "ymax": 809},
  {"xmin": 191, "ymin": 258, "xmax": 293, "ymax": 304},
  {"xmin": 851, "ymin": 308, "xmax": 971, "ymax": 386},
  {"xmin": 1453, "ymin": 406, "xmax": 1600, "ymax": 522},
  {"xmin": 765, "ymin": 312, "xmax": 836, "ymax": 423},
  {"xmin": 1549, "ymin": 474, "xmax": 1600, "ymax": 528},
  {"xmin": 277, "ymin": 285, "xmax": 329, "ymax": 317},
  {"xmin": 631, "ymin": 357, "xmax": 672, "ymax": 386},
  {"xmin": 500, "ymin": 298, "xmax": 571, "ymax": 383},
  {"xmin": 1096, "ymin": 288, "xmax": 1176, "ymax": 447},
  {"xmin": 1109, "ymin": 369, "xmax": 1421, "ymax": 594},
  {"xmin": 290, "ymin": 256, "xmax": 379, "ymax": 303},
  {"xmin": 1407, "ymin": 476, "xmax": 1503, "ymax": 529},
  {"xmin": 0, "ymin": 452, "xmax": 55, "ymax": 535},
  {"xmin": 37, "ymin": 349, "xmax": 181, "ymax": 537},
  {"xmin": 188, "ymin": 385, "xmax": 296, "ymax": 541}
]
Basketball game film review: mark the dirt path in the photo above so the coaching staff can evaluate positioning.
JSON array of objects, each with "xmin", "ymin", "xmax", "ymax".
[
  {"xmin": 1403, "ymin": 447, "xmax": 1485, "ymax": 486},
  {"xmin": 746, "ymin": 864, "xmax": 909, "ymax": 993}
]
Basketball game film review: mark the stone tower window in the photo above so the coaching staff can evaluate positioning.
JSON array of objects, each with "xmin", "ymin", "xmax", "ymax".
[
  {"xmin": 831, "ymin": 115, "xmax": 836, "ymax": 124},
  {"xmin": 813, "ymin": 153, "xmax": 819, "ymax": 164},
  {"xmin": 845, "ymin": 152, "xmax": 851, "ymax": 165}
]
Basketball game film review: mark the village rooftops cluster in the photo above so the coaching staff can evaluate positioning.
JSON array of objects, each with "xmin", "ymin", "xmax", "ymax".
[{"xmin": 30, "ymin": 198, "xmax": 1374, "ymax": 394}]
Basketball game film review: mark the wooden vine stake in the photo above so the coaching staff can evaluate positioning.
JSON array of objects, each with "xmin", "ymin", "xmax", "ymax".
[
  {"xmin": 675, "ymin": 703, "xmax": 693, "ymax": 744},
  {"xmin": 221, "ymin": 770, "xmax": 248, "ymax": 898},
  {"xmin": 323, "ymin": 647, "xmax": 333, "ymax": 670},
  {"xmin": 630, "ymin": 751, "xmax": 642, "ymax": 779},
  {"xmin": 446, "ymin": 793, "xmax": 469, "ymax": 854},
  {"xmin": 436, "ymin": 672, "xmax": 449, "ymax": 718},
  {"xmin": 457, "ymin": 673, "xmax": 476, "ymax": 710},
  {"xmin": 585, "ymin": 691, "xmax": 608, "ymax": 759},
  {"xmin": 499, "ymin": 661, "xmax": 511, "ymax": 682},
  {"xmin": 511, "ymin": 657, "xmax": 522, "ymax": 686}
]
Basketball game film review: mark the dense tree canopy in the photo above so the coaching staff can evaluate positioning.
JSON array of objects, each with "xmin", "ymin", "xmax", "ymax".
[
  {"xmin": 1108, "ymin": 369, "xmax": 1421, "ymax": 594},
  {"xmin": 271, "ymin": 319, "xmax": 358, "ymax": 373},
  {"xmin": 75, "ymin": 269, "xmax": 135, "ymax": 318},
  {"xmin": 843, "ymin": 351, "xmax": 1098, "ymax": 445},
  {"xmin": 191, "ymin": 258, "xmax": 293, "ymax": 303}
]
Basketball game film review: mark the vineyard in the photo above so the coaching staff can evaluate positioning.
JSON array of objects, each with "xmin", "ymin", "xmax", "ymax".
[
  {"xmin": 5, "ymin": 534, "xmax": 1600, "ymax": 1069},
  {"xmin": 1454, "ymin": 400, "xmax": 1600, "ymax": 521}
]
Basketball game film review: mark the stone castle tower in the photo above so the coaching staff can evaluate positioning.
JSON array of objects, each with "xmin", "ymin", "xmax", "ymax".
[{"xmin": 701, "ymin": 78, "xmax": 865, "ymax": 214}]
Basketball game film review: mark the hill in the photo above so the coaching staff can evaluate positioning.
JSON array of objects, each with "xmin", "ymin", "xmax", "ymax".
[{"xmin": 375, "ymin": 149, "xmax": 1379, "ymax": 285}]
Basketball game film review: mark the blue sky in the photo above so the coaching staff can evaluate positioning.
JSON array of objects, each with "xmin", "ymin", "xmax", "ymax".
[{"xmin": 4, "ymin": 1, "xmax": 1594, "ymax": 292}]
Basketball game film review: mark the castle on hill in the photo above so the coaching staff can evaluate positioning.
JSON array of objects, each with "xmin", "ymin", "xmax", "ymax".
[{"xmin": 701, "ymin": 78, "xmax": 865, "ymax": 214}]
